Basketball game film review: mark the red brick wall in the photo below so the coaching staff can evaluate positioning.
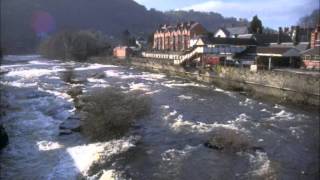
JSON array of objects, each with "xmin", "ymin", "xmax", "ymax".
[
  {"xmin": 311, "ymin": 25, "xmax": 320, "ymax": 48},
  {"xmin": 113, "ymin": 47, "xmax": 131, "ymax": 59},
  {"xmin": 153, "ymin": 23, "xmax": 206, "ymax": 52}
]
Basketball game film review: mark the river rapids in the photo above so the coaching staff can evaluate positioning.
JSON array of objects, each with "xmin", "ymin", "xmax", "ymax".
[{"xmin": 0, "ymin": 55, "xmax": 319, "ymax": 180}]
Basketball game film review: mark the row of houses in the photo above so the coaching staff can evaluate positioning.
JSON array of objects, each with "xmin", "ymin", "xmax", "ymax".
[
  {"xmin": 152, "ymin": 22, "xmax": 207, "ymax": 51},
  {"xmin": 113, "ymin": 22, "xmax": 319, "ymax": 70},
  {"xmin": 142, "ymin": 22, "xmax": 320, "ymax": 70}
]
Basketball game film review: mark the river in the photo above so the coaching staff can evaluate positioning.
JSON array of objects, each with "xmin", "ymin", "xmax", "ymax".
[{"xmin": 0, "ymin": 55, "xmax": 319, "ymax": 180}]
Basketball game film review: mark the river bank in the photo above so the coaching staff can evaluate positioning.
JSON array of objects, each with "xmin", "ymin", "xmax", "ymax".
[{"xmin": 89, "ymin": 56, "xmax": 320, "ymax": 109}]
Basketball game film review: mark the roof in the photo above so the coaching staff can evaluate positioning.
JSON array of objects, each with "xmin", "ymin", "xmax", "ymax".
[
  {"xmin": 236, "ymin": 46, "xmax": 257, "ymax": 56},
  {"xmin": 216, "ymin": 27, "xmax": 230, "ymax": 36},
  {"xmin": 157, "ymin": 22, "xmax": 199, "ymax": 32},
  {"xmin": 253, "ymin": 34, "xmax": 292, "ymax": 45},
  {"xmin": 238, "ymin": 34, "xmax": 254, "ymax": 39},
  {"xmin": 301, "ymin": 47, "xmax": 320, "ymax": 56},
  {"xmin": 226, "ymin": 26, "xmax": 249, "ymax": 36},
  {"xmin": 270, "ymin": 42, "xmax": 310, "ymax": 52},
  {"xmin": 200, "ymin": 37, "xmax": 257, "ymax": 46},
  {"xmin": 256, "ymin": 47, "xmax": 300, "ymax": 57}
]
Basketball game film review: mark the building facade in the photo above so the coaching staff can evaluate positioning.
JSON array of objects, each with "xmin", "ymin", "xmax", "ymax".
[
  {"xmin": 301, "ymin": 25, "xmax": 320, "ymax": 70},
  {"xmin": 153, "ymin": 22, "xmax": 207, "ymax": 52},
  {"xmin": 311, "ymin": 25, "xmax": 320, "ymax": 48},
  {"xmin": 113, "ymin": 46, "xmax": 132, "ymax": 59}
]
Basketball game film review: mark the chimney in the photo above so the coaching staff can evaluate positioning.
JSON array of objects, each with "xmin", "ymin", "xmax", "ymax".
[
  {"xmin": 293, "ymin": 26, "xmax": 300, "ymax": 45},
  {"xmin": 278, "ymin": 27, "xmax": 283, "ymax": 44},
  {"xmin": 284, "ymin": 27, "xmax": 289, "ymax": 34}
]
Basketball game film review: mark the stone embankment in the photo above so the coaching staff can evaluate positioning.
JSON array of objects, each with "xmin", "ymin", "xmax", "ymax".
[
  {"xmin": 130, "ymin": 57, "xmax": 320, "ymax": 107},
  {"xmin": 88, "ymin": 56, "xmax": 319, "ymax": 106}
]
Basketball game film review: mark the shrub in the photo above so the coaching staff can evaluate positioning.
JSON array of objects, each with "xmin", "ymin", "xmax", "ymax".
[
  {"xmin": 206, "ymin": 127, "xmax": 251, "ymax": 152},
  {"xmin": 67, "ymin": 86, "xmax": 83, "ymax": 99},
  {"xmin": 80, "ymin": 87, "xmax": 151, "ymax": 141},
  {"xmin": 61, "ymin": 67, "xmax": 76, "ymax": 83}
]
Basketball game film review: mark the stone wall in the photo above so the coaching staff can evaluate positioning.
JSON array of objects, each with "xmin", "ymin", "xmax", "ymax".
[{"xmin": 131, "ymin": 57, "xmax": 320, "ymax": 106}]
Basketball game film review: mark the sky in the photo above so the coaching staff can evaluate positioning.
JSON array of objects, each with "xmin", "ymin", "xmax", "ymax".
[{"xmin": 134, "ymin": 0, "xmax": 319, "ymax": 29}]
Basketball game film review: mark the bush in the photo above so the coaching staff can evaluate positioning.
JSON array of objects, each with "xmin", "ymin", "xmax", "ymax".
[
  {"xmin": 61, "ymin": 67, "xmax": 76, "ymax": 83},
  {"xmin": 67, "ymin": 86, "xmax": 83, "ymax": 99},
  {"xmin": 206, "ymin": 127, "xmax": 251, "ymax": 152},
  {"xmin": 39, "ymin": 30, "xmax": 111, "ymax": 61},
  {"xmin": 80, "ymin": 87, "xmax": 151, "ymax": 141}
]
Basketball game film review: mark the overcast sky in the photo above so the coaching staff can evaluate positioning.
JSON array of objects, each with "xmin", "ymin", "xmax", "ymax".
[{"xmin": 134, "ymin": 0, "xmax": 319, "ymax": 29}]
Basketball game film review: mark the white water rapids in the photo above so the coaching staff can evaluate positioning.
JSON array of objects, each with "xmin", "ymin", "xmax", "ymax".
[{"xmin": 0, "ymin": 55, "xmax": 319, "ymax": 180}]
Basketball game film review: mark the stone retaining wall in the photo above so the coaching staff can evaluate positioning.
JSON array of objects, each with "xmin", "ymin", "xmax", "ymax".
[{"xmin": 131, "ymin": 57, "xmax": 320, "ymax": 106}]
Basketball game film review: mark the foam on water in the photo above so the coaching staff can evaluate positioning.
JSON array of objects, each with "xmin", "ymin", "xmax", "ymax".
[
  {"xmin": 2, "ymin": 81, "xmax": 38, "ymax": 88},
  {"xmin": 247, "ymin": 151, "xmax": 276, "ymax": 179},
  {"xmin": 29, "ymin": 60, "xmax": 60, "ymax": 65},
  {"xmin": 161, "ymin": 145, "xmax": 200, "ymax": 161},
  {"xmin": 37, "ymin": 141, "xmax": 63, "ymax": 151},
  {"xmin": 3, "ymin": 55, "xmax": 41, "ymax": 62},
  {"xmin": 239, "ymin": 98, "xmax": 254, "ymax": 106},
  {"xmin": 162, "ymin": 81, "xmax": 206, "ymax": 88},
  {"xmin": 128, "ymin": 82, "xmax": 150, "ymax": 91},
  {"xmin": 169, "ymin": 113, "xmax": 241, "ymax": 134},
  {"xmin": 270, "ymin": 110, "xmax": 295, "ymax": 121},
  {"xmin": 65, "ymin": 136, "xmax": 138, "ymax": 177},
  {"xmin": 178, "ymin": 95, "xmax": 193, "ymax": 100},
  {"xmin": 87, "ymin": 78, "xmax": 107, "ymax": 83},
  {"xmin": 162, "ymin": 106, "xmax": 248, "ymax": 134},
  {"xmin": 105, "ymin": 69, "xmax": 122, "ymax": 77},
  {"xmin": 74, "ymin": 63, "xmax": 117, "ymax": 71}
]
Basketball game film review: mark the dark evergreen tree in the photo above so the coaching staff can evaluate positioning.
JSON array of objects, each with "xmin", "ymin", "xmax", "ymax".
[
  {"xmin": 121, "ymin": 30, "xmax": 131, "ymax": 46},
  {"xmin": 250, "ymin": 15, "xmax": 263, "ymax": 34},
  {"xmin": 147, "ymin": 33, "xmax": 154, "ymax": 49}
]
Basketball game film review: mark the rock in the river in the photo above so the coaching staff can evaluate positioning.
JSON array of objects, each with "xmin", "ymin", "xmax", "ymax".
[
  {"xmin": 74, "ymin": 98, "xmax": 86, "ymax": 110},
  {"xmin": 205, "ymin": 127, "xmax": 251, "ymax": 152},
  {"xmin": 67, "ymin": 86, "xmax": 83, "ymax": 98},
  {"xmin": 59, "ymin": 116, "xmax": 81, "ymax": 132},
  {"xmin": 92, "ymin": 72, "xmax": 106, "ymax": 79},
  {"xmin": 0, "ymin": 125, "xmax": 9, "ymax": 150},
  {"xmin": 59, "ymin": 129, "xmax": 73, "ymax": 136},
  {"xmin": 0, "ymin": 69, "xmax": 9, "ymax": 75},
  {"xmin": 71, "ymin": 78, "xmax": 87, "ymax": 84}
]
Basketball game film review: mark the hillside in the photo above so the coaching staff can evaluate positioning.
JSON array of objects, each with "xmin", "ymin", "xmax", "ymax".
[
  {"xmin": 298, "ymin": 9, "xmax": 320, "ymax": 28},
  {"xmin": 164, "ymin": 10, "xmax": 248, "ymax": 32},
  {"xmin": 1, "ymin": 0, "xmax": 244, "ymax": 54}
]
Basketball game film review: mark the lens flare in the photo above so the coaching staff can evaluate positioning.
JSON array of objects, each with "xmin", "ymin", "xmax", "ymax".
[{"xmin": 31, "ymin": 11, "xmax": 55, "ymax": 37}]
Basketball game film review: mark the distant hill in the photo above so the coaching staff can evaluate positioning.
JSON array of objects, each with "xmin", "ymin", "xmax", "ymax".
[
  {"xmin": 164, "ymin": 10, "xmax": 248, "ymax": 32},
  {"xmin": 1, "ymin": 0, "xmax": 245, "ymax": 54},
  {"xmin": 298, "ymin": 9, "xmax": 320, "ymax": 28}
]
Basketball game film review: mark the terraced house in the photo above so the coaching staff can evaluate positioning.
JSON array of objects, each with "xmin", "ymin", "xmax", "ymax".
[{"xmin": 153, "ymin": 22, "xmax": 207, "ymax": 51}]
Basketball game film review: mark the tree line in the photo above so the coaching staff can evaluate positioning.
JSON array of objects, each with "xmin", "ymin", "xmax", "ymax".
[{"xmin": 39, "ymin": 30, "xmax": 111, "ymax": 61}]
